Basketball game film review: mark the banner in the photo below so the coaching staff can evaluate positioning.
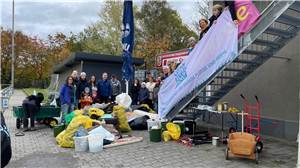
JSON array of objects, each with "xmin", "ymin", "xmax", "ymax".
[
  {"xmin": 235, "ymin": 0, "xmax": 260, "ymax": 37},
  {"xmin": 158, "ymin": 10, "xmax": 238, "ymax": 118},
  {"xmin": 122, "ymin": 0, "xmax": 134, "ymax": 81}
]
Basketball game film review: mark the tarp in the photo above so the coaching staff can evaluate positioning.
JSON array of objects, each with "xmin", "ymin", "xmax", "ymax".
[
  {"xmin": 158, "ymin": 10, "xmax": 238, "ymax": 118},
  {"xmin": 122, "ymin": 0, "xmax": 134, "ymax": 81},
  {"xmin": 235, "ymin": 0, "xmax": 260, "ymax": 38}
]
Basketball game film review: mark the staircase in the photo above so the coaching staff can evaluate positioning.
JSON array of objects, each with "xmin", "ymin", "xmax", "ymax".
[{"xmin": 165, "ymin": 1, "xmax": 300, "ymax": 120}]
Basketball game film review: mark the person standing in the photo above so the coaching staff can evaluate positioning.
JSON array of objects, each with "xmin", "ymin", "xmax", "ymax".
[
  {"xmin": 199, "ymin": 19, "xmax": 209, "ymax": 40},
  {"xmin": 59, "ymin": 76, "xmax": 76, "ymax": 124},
  {"xmin": 97, "ymin": 72, "xmax": 112, "ymax": 103},
  {"xmin": 153, "ymin": 79, "xmax": 161, "ymax": 112},
  {"xmin": 130, "ymin": 79, "xmax": 140, "ymax": 105},
  {"xmin": 138, "ymin": 82, "xmax": 150, "ymax": 105},
  {"xmin": 76, "ymin": 72, "xmax": 89, "ymax": 107},
  {"xmin": 71, "ymin": 70, "xmax": 79, "ymax": 107},
  {"xmin": 111, "ymin": 75, "xmax": 122, "ymax": 102},
  {"xmin": 89, "ymin": 75, "xmax": 97, "ymax": 91},
  {"xmin": 146, "ymin": 77, "xmax": 156, "ymax": 108}
]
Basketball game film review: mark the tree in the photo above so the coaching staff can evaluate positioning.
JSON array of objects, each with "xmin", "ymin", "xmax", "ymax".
[
  {"xmin": 135, "ymin": 0, "xmax": 197, "ymax": 68},
  {"xmin": 1, "ymin": 28, "xmax": 51, "ymax": 87},
  {"xmin": 78, "ymin": 1, "xmax": 124, "ymax": 55},
  {"xmin": 193, "ymin": 0, "xmax": 210, "ymax": 34}
]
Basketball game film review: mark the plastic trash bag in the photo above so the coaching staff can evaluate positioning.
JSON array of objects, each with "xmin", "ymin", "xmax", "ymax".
[
  {"xmin": 115, "ymin": 93, "xmax": 132, "ymax": 109},
  {"xmin": 56, "ymin": 115, "xmax": 96, "ymax": 148},
  {"xmin": 137, "ymin": 104, "xmax": 155, "ymax": 113},
  {"xmin": 162, "ymin": 131, "xmax": 171, "ymax": 142},
  {"xmin": 165, "ymin": 123, "xmax": 181, "ymax": 140},
  {"xmin": 88, "ymin": 108, "xmax": 105, "ymax": 118},
  {"xmin": 65, "ymin": 110, "xmax": 84, "ymax": 125},
  {"xmin": 89, "ymin": 125, "xmax": 115, "ymax": 141},
  {"xmin": 112, "ymin": 105, "xmax": 131, "ymax": 132},
  {"xmin": 129, "ymin": 115, "xmax": 150, "ymax": 130}
]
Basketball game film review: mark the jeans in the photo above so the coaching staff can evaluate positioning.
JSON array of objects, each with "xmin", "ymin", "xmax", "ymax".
[{"xmin": 60, "ymin": 103, "xmax": 75, "ymax": 124}]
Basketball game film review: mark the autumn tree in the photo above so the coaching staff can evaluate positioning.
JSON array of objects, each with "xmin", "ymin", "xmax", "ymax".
[
  {"xmin": 1, "ymin": 28, "xmax": 51, "ymax": 87},
  {"xmin": 135, "ymin": 1, "xmax": 197, "ymax": 68}
]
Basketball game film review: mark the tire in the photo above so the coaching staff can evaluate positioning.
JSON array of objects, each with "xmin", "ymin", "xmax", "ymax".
[
  {"xmin": 256, "ymin": 141, "xmax": 263, "ymax": 153},
  {"xmin": 49, "ymin": 118, "xmax": 58, "ymax": 128},
  {"xmin": 225, "ymin": 147, "xmax": 229, "ymax": 160},
  {"xmin": 16, "ymin": 118, "xmax": 21, "ymax": 129}
]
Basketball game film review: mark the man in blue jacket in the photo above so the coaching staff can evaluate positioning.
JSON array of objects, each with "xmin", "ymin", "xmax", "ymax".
[{"xmin": 97, "ymin": 72, "xmax": 112, "ymax": 103}]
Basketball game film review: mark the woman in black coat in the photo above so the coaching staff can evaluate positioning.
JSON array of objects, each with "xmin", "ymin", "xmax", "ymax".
[{"xmin": 131, "ymin": 79, "xmax": 140, "ymax": 105}]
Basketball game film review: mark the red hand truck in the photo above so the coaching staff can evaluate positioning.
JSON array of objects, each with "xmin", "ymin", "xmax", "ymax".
[{"xmin": 240, "ymin": 94, "xmax": 263, "ymax": 153}]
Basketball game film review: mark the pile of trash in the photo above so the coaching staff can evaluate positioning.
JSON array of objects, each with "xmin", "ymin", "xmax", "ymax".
[{"xmin": 54, "ymin": 93, "xmax": 157, "ymax": 152}]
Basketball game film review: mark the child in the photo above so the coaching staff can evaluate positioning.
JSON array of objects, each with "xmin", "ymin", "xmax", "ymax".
[
  {"xmin": 91, "ymin": 87, "xmax": 100, "ymax": 104},
  {"xmin": 79, "ymin": 87, "xmax": 93, "ymax": 109}
]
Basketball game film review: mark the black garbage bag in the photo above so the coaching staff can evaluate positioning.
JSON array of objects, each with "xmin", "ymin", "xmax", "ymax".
[{"xmin": 129, "ymin": 115, "xmax": 150, "ymax": 130}]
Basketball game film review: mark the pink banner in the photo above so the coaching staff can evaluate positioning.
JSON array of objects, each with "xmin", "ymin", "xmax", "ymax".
[{"xmin": 235, "ymin": 0, "xmax": 260, "ymax": 38}]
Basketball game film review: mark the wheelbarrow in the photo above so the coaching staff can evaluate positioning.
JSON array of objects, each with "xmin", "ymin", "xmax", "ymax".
[{"xmin": 13, "ymin": 106, "xmax": 60, "ymax": 129}]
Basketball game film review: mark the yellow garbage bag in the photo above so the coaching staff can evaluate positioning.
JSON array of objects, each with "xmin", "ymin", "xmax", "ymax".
[
  {"xmin": 140, "ymin": 104, "xmax": 155, "ymax": 113},
  {"xmin": 112, "ymin": 105, "xmax": 131, "ymax": 132},
  {"xmin": 56, "ymin": 115, "xmax": 96, "ymax": 148},
  {"xmin": 88, "ymin": 108, "xmax": 105, "ymax": 117},
  {"xmin": 162, "ymin": 131, "xmax": 171, "ymax": 142},
  {"xmin": 166, "ymin": 123, "xmax": 181, "ymax": 140}
]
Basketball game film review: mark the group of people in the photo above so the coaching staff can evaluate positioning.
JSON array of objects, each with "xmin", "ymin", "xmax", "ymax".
[
  {"xmin": 59, "ymin": 71, "xmax": 122, "ymax": 123},
  {"xmin": 164, "ymin": 2, "xmax": 239, "ymax": 81},
  {"xmin": 59, "ymin": 70, "xmax": 163, "ymax": 123}
]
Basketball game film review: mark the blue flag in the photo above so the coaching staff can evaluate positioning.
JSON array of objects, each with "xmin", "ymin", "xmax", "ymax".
[{"xmin": 122, "ymin": 0, "xmax": 134, "ymax": 81}]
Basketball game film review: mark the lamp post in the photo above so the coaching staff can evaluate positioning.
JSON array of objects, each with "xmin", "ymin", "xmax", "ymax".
[{"xmin": 11, "ymin": 0, "xmax": 15, "ymax": 91}]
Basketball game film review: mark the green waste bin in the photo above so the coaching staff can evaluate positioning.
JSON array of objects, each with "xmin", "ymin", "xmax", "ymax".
[{"xmin": 149, "ymin": 128, "xmax": 162, "ymax": 142}]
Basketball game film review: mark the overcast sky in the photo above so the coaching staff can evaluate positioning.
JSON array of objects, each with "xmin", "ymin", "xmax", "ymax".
[{"xmin": 1, "ymin": 0, "xmax": 202, "ymax": 40}]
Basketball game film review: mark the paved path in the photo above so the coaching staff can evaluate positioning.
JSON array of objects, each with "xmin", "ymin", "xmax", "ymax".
[{"xmin": 4, "ymin": 90, "xmax": 298, "ymax": 168}]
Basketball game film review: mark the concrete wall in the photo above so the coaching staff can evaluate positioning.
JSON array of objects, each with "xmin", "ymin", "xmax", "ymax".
[{"xmin": 219, "ymin": 33, "xmax": 300, "ymax": 140}]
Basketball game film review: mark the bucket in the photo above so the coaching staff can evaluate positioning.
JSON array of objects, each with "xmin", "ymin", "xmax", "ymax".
[
  {"xmin": 74, "ymin": 136, "xmax": 89, "ymax": 152},
  {"xmin": 147, "ymin": 119, "xmax": 160, "ymax": 131},
  {"xmin": 149, "ymin": 128, "xmax": 162, "ymax": 142},
  {"xmin": 88, "ymin": 134, "xmax": 103, "ymax": 153},
  {"xmin": 212, "ymin": 137, "xmax": 219, "ymax": 146}
]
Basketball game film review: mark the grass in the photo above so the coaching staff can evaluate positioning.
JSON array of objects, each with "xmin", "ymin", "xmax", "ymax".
[{"xmin": 23, "ymin": 88, "xmax": 49, "ymax": 103}]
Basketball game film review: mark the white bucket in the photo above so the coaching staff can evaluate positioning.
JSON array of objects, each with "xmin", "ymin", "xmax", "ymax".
[
  {"xmin": 212, "ymin": 137, "xmax": 219, "ymax": 146},
  {"xmin": 147, "ymin": 119, "xmax": 160, "ymax": 131},
  {"xmin": 88, "ymin": 134, "xmax": 103, "ymax": 153},
  {"xmin": 74, "ymin": 136, "xmax": 89, "ymax": 152}
]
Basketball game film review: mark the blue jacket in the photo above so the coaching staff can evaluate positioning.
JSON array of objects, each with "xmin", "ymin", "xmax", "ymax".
[
  {"xmin": 97, "ymin": 80, "xmax": 112, "ymax": 97},
  {"xmin": 60, "ymin": 84, "xmax": 75, "ymax": 105}
]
